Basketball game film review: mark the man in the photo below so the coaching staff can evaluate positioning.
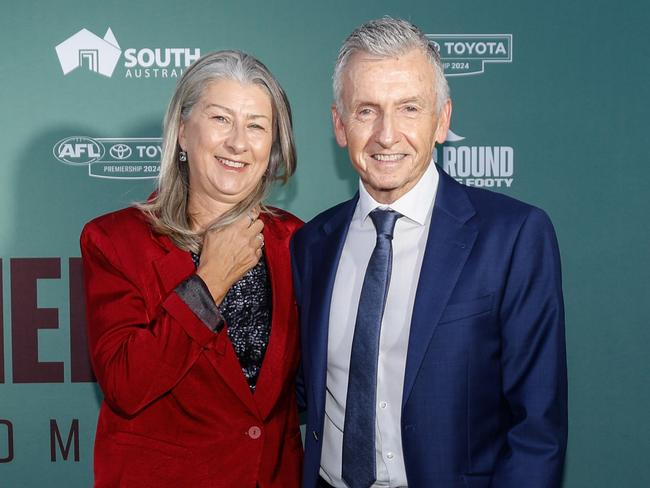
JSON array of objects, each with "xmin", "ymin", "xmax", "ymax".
[{"xmin": 292, "ymin": 17, "xmax": 567, "ymax": 488}]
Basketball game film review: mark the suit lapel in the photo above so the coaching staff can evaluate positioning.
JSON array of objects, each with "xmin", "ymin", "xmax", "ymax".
[
  {"xmin": 152, "ymin": 233, "xmax": 261, "ymax": 417},
  {"xmin": 253, "ymin": 216, "xmax": 292, "ymax": 419},
  {"xmin": 308, "ymin": 197, "xmax": 358, "ymax": 422},
  {"xmin": 402, "ymin": 168, "xmax": 478, "ymax": 407}
]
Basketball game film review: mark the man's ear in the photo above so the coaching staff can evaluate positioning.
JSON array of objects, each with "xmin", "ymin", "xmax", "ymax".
[
  {"xmin": 332, "ymin": 104, "xmax": 348, "ymax": 148},
  {"xmin": 434, "ymin": 99, "xmax": 452, "ymax": 145}
]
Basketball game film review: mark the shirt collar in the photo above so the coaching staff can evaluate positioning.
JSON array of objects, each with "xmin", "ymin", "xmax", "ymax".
[{"xmin": 357, "ymin": 159, "xmax": 439, "ymax": 226}]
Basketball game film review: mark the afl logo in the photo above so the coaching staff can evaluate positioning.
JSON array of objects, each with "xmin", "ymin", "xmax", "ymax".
[
  {"xmin": 109, "ymin": 143, "xmax": 132, "ymax": 160},
  {"xmin": 53, "ymin": 136, "xmax": 105, "ymax": 165}
]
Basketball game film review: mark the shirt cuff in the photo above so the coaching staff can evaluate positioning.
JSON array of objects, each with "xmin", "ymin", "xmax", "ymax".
[{"xmin": 174, "ymin": 274, "xmax": 225, "ymax": 332}]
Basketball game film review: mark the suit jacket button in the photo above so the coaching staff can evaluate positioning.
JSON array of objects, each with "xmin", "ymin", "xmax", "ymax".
[{"xmin": 248, "ymin": 426, "xmax": 262, "ymax": 439}]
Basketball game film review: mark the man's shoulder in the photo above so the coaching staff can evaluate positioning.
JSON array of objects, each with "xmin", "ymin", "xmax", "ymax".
[
  {"xmin": 293, "ymin": 198, "xmax": 356, "ymax": 243},
  {"xmin": 457, "ymin": 186, "xmax": 556, "ymax": 245},
  {"xmin": 446, "ymin": 172, "xmax": 549, "ymax": 227},
  {"xmin": 467, "ymin": 184, "xmax": 532, "ymax": 212}
]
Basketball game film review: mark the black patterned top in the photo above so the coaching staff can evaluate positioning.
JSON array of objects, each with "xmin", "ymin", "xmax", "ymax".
[{"xmin": 183, "ymin": 252, "xmax": 272, "ymax": 391}]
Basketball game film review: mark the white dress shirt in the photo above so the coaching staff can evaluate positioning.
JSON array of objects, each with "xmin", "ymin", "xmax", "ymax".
[{"xmin": 320, "ymin": 162, "xmax": 438, "ymax": 488}]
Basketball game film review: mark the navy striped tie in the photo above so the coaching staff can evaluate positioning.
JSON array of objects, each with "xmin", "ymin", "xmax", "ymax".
[{"xmin": 342, "ymin": 208, "xmax": 402, "ymax": 488}]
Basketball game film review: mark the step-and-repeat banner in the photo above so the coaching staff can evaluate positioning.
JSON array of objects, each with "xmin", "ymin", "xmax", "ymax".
[{"xmin": 1, "ymin": 1, "xmax": 648, "ymax": 486}]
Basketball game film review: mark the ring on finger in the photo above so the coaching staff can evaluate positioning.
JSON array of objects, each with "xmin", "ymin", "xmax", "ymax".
[{"xmin": 256, "ymin": 233, "xmax": 264, "ymax": 247}]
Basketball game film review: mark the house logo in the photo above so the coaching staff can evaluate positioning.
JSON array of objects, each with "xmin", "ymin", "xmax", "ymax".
[
  {"xmin": 55, "ymin": 27, "xmax": 200, "ymax": 80},
  {"xmin": 426, "ymin": 34, "xmax": 513, "ymax": 77},
  {"xmin": 53, "ymin": 136, "xmax": 162, "ymax": 179},
  {"xmin": 436, "ymin": 128, "xmax": 515, "ymax": 188},
  {"xmin": 55, "ymin": 28, "xmax": 122, "ymax": 77}
]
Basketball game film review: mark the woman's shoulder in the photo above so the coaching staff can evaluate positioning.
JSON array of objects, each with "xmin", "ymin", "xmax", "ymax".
[
  {"xmin": 263, "ymin": 207, "xmax": 304, "ymax": 234},
  {"xmin": 81, "ymin": 206, "xmax": 156, "ymax": 252},
  {"xmin": 80, "ymin": 206, "xmax": 169, "ymax": 274},
  {"xmin": 83, "ymin": 206, "xmax": 149, "ymax": 235}
]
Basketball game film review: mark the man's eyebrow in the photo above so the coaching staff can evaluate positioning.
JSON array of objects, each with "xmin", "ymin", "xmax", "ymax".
[
  {"xmin": 350, "ymin": 100, "xmax": 379, "ymax": 108},
  {"xmin": 397, "ymin": 96, "xmax": 426, "ymax": 105},
  {"xmin": 351, "ymin": 96, "xmax": 427, "ymax": 106}
]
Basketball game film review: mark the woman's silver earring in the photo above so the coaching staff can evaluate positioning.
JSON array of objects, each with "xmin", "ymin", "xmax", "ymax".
[{"xmin": 179, "ymin": 150, "xmax": 187, "ymax": 162}]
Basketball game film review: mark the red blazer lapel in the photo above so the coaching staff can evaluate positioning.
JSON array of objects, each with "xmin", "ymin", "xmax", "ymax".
[
  {"xmin": 151, "ymin": 235, "xmax": 195, "ymax": 295},
  {"xmin": 253, "ymin": 215, "xmax": 297, "ymax": 420},
  {"xmin": 204, "ymin": 328, "xmax": 261, "ymax": 417},
  {"xmin": 152, "ymin": 233, "xmax": 261, "ymax": 417}
]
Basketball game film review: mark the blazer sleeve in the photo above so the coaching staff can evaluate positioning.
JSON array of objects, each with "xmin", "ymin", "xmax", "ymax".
[
  {"xmin": 81, "ymin": 221, "xmax": 216, "ymax": 417},
  {"xmin": 491, "ymin": 208, "xmax": 568, "ymax": 487}
]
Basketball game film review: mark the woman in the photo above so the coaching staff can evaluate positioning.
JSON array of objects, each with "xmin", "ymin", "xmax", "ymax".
[{"xmin": 81, "ymin": 50, "xmax": 302, "ymax": 488}]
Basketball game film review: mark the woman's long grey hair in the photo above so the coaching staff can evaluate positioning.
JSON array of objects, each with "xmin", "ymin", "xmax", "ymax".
[{"xmin": 138, "ymin": 50, "xmax": 296, "ymax": 253}]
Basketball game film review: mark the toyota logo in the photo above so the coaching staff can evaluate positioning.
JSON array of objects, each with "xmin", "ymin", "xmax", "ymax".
[{"xmin": 109, "ymin": 144, "xmax": 132, "ymax": 160}]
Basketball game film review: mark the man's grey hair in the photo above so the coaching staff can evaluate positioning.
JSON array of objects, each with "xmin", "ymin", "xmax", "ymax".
[{"xmin": 333, "ymin": 17, "xmax": 450, "ymax": 114}]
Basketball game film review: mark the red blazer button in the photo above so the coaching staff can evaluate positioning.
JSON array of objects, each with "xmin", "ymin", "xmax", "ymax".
[{"xmin": 248, "ymin": 426, "xmax": 262, "ymax": 439}]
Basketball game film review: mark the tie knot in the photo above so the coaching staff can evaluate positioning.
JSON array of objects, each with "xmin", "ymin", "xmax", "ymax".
[{"xmin": 369, "ymin": 209, "xmax": 402, "ymax": 239}]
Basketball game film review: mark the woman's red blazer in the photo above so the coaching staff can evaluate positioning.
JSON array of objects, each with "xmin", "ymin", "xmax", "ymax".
[{"xmin": 80, "ymin": 206, "xmax": 303, "ymax": 488}]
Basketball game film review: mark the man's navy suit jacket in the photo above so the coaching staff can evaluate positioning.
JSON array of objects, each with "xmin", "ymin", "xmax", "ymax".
[{"xmin": 291, "ymin": 166, "xmax": 567, "ymax": 488}]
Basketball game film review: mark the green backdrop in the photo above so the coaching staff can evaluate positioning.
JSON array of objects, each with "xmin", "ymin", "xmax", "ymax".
[{"xmin": 1, "ymin": 0, "xmax": 648, "ymax": 486}]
